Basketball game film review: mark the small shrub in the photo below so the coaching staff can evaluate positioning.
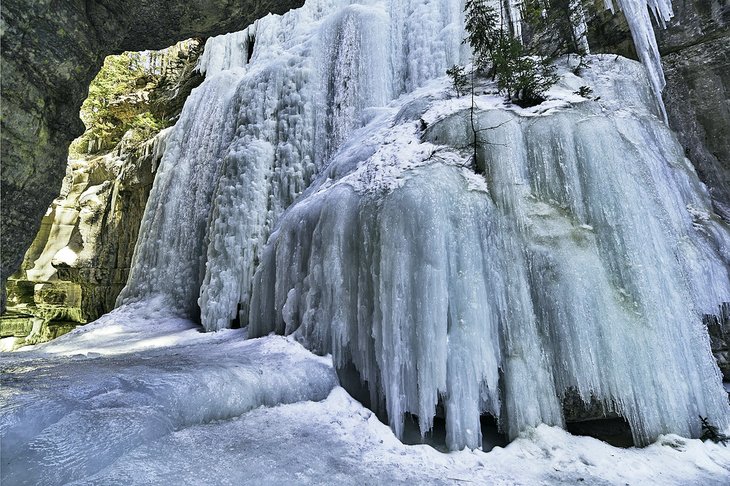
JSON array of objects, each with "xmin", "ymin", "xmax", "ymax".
[
  {"xmin": 700, "ymin": 416, "xmax": 729, "ymax": 445},
  {"xmin": 446, "ymin": 65, "xmax": 470, "ymax": 97},
  {"xmin": 574, "ymin": 85, "xmax": 593, "ymax": 98}
]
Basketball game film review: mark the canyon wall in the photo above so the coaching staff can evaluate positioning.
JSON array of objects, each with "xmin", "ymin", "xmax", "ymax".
[{"xmin": 0, "ymin": 0, "xmax": 304, "ymax": 312}]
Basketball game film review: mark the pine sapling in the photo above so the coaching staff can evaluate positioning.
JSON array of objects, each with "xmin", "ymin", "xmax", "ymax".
[{"xmin": 446, "ymin": 65, "xmax": 470, "ymax": 97}]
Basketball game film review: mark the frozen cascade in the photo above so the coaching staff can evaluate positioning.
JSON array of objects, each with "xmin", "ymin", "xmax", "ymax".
[
  {"xmin": 114, "ymin": 0, "xmax": 728, "ymax": 451},
  {"xmin": 248, "ymin": 56, "xmax": 730, "ymax": 450},
  {"xmin": 117, "ymin": 72, "xmax": 242, "ymax": 315},
  {"xmin": 119, "ymin": 0, "xmax": 467, "ymax": 326}
]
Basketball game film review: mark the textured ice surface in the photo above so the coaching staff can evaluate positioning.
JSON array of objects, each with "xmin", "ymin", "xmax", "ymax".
[
  {"xmin": 2, "ymin": 313, "xmax": 730, "ymax": 485},
  {"xmin": 0, "ymin": 302, "xmax": 337, "ymax": 485},
  {"xmin": 249, "ymin": 56, "xmax": 730, "ymax": 450}
]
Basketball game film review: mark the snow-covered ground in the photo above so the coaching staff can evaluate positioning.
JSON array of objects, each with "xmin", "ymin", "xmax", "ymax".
[{"xmin": 2, "ymin": 305, "xmax": 729, "ymax": 485}]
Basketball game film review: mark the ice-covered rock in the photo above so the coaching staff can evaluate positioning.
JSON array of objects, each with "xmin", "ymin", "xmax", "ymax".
[{"xmin": 248, "ymin": 55, "xmax": 730, "ymax": 450}]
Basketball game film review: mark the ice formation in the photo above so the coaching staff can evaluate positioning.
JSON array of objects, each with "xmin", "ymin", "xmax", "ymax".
[
  {"xmin": 607, "ymin": 0, "xmax": 674, "ymax": 120},
  {"xmin": 247, "ymin": 55, "xmax": 730, "ymax": 449},
  {"xmin": 116, "ymin": 0, "xmax": 729, "ymax": 451}
]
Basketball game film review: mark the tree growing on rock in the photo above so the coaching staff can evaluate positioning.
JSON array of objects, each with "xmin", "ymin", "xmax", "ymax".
[{"xmin": 460, "ymin": 0, "xmax": 558, "ymax": 107}]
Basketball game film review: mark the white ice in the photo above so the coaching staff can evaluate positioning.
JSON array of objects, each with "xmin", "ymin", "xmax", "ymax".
[{"xmin": 248, "ymin": 55, "xmax": 730, "ymax": 450}]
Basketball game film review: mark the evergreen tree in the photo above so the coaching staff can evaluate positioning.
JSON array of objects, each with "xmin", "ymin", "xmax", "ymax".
[
  {"xmin": 446, "ymin": 64, "xmax": 469, "ymax": 97},
  {"xmin": 460, "ymin": 0, "xmax": 559, "ymax": 106}
]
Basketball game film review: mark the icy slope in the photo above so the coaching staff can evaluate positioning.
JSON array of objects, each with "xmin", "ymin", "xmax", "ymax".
[
  {"xmin": 53, "ymin": 391, "xmax": 730, "ymax": 485},
  {"xmin": 248, "ymin": 55, "xmax": 730, "ymax": 450},
  {"xmin": 0, "ymin": 302, "xmax": 337, "ymax": 485},
  {"xmin": 1, "ymin": 312, "xmax": 729, "ymax": 485}
]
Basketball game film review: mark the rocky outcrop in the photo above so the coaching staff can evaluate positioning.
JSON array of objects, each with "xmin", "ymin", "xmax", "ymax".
[
  {"xmin": 705, "ymin": 303, "xmax": 730, "ymax": 381},
  {"xmin": 0, "ymin": 0, "xmax": 305, "ymax": 313},
  {"xmin": 585, "ymin": 0, "xmax": 729, "ymax": 220},
  {"xmin": 1, "ymin": 40, "xmax": 202, "ymax": 348},
  {"xmin": 657, "ymin": 0, "xmax": 730, "ymax": 220}
]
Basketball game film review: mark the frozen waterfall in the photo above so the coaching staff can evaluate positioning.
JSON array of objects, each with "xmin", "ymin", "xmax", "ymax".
[
  {"xmin": 117, "ymin": 0, "xmax": 729, "ymax": 451},
  {"xmin": 247, "ymin": 56, "xmax": 730, "ymax": 449}
]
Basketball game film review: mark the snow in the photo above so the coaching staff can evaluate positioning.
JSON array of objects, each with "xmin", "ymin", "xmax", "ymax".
[
  {"xmin": 1, "ymin": 305, "xmax": 337, "ymax": 485},
  {"xmin": 2, "ymin": 313, "xmax": 730, "ymax": 485}
]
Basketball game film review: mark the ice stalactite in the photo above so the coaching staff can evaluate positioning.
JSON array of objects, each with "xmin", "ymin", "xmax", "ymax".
[
  {"xmin": 197, "ymin": 25, "xmax": 257, "ymax": 76},
  {"xmin": 605, "ymin": 0, "xmax": 674, "ymax": 121},
  {"xmin": 570, "ymin": 0, "xmax": 590, "ymax": 54},
  {"xmin": 249, "ymin": 57, "xmax": 730, "ymax": 450}
]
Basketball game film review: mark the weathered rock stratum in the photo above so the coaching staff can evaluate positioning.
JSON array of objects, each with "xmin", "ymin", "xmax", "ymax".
[
  {"xmin": 656, "ymin": 0, "xmax": 730, "ymax": 220},
  {"xmin": 0, "ymin": 0, "xmax": 305, "ymax": 313}
]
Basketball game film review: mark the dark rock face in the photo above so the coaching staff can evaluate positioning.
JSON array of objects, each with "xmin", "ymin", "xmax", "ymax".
[
  {"xmin": 705, "ymin": 303, "xmax": 730, "ymax": 381},
  {"xmin": 657, "ymin": 0, "xmax": 730, "ymax": 220},
  {"xmin": 585, "ymin": 0, "xmax": 729, "ymax": 220},
  {"xmin": 0, "ymin": 0, "xmax": 305, "ymax": 313}
]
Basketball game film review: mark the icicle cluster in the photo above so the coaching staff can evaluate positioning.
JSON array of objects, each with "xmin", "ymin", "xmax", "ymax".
[
  {"xmin": 606, "ymin": 0, "xmax": 674, "ymax": 120},
  {"xmin": 249, "ymin": 57, "xmax": 730, "ymax": 449}
]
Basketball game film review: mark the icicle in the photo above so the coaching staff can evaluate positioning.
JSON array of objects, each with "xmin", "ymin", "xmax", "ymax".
[
  {"xmin": 507, "ymin": 0, "xmax": 523, "ymax": 40},
  {"xmin": 605, "ymin": 0, "xmax": 674, "ymax": 121},
  {"xmin": 197, "ymin": 23, "xmax": 259, "ymax": 76}
]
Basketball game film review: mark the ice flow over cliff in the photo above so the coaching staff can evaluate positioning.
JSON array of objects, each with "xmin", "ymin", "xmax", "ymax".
[{"xmin": 116, "ymin": 0, "xmax": 730, "ymax": 451}]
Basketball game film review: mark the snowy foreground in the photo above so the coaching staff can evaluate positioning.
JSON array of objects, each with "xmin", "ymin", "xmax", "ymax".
[{"xmin": 2, "ymin": 303, "xmax": 729, "ymax": 485}]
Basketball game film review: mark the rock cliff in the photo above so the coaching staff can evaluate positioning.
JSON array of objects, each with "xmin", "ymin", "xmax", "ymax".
[
  {"xmin": 1, "ymin": 40, "xmax": 203, "ymax": 348},
  {"xmin": 657, "ymin": 0, "xmax": 729, "ymax": 220},
  {"xmin": 0, "ymin": 0, "xmax": 305, "ymax": 313}
]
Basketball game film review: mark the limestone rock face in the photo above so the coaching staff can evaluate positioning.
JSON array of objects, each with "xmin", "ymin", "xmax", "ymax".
[
  {"xmin": 1, "ymin": 40, "xmax": 202, "ymax": 347},
  {"xmin": 0, "ymin": 0, "xmax": 305, "ymax": 313},
  {"xmin": 2, "ymin": 135, "xmax": 165, "ymax": 347}
]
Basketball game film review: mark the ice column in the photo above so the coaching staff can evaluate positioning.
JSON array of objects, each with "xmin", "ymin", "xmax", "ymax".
[{"xmin": 606, "ymin": 0, "xmax": 674, "ymax": 120}]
